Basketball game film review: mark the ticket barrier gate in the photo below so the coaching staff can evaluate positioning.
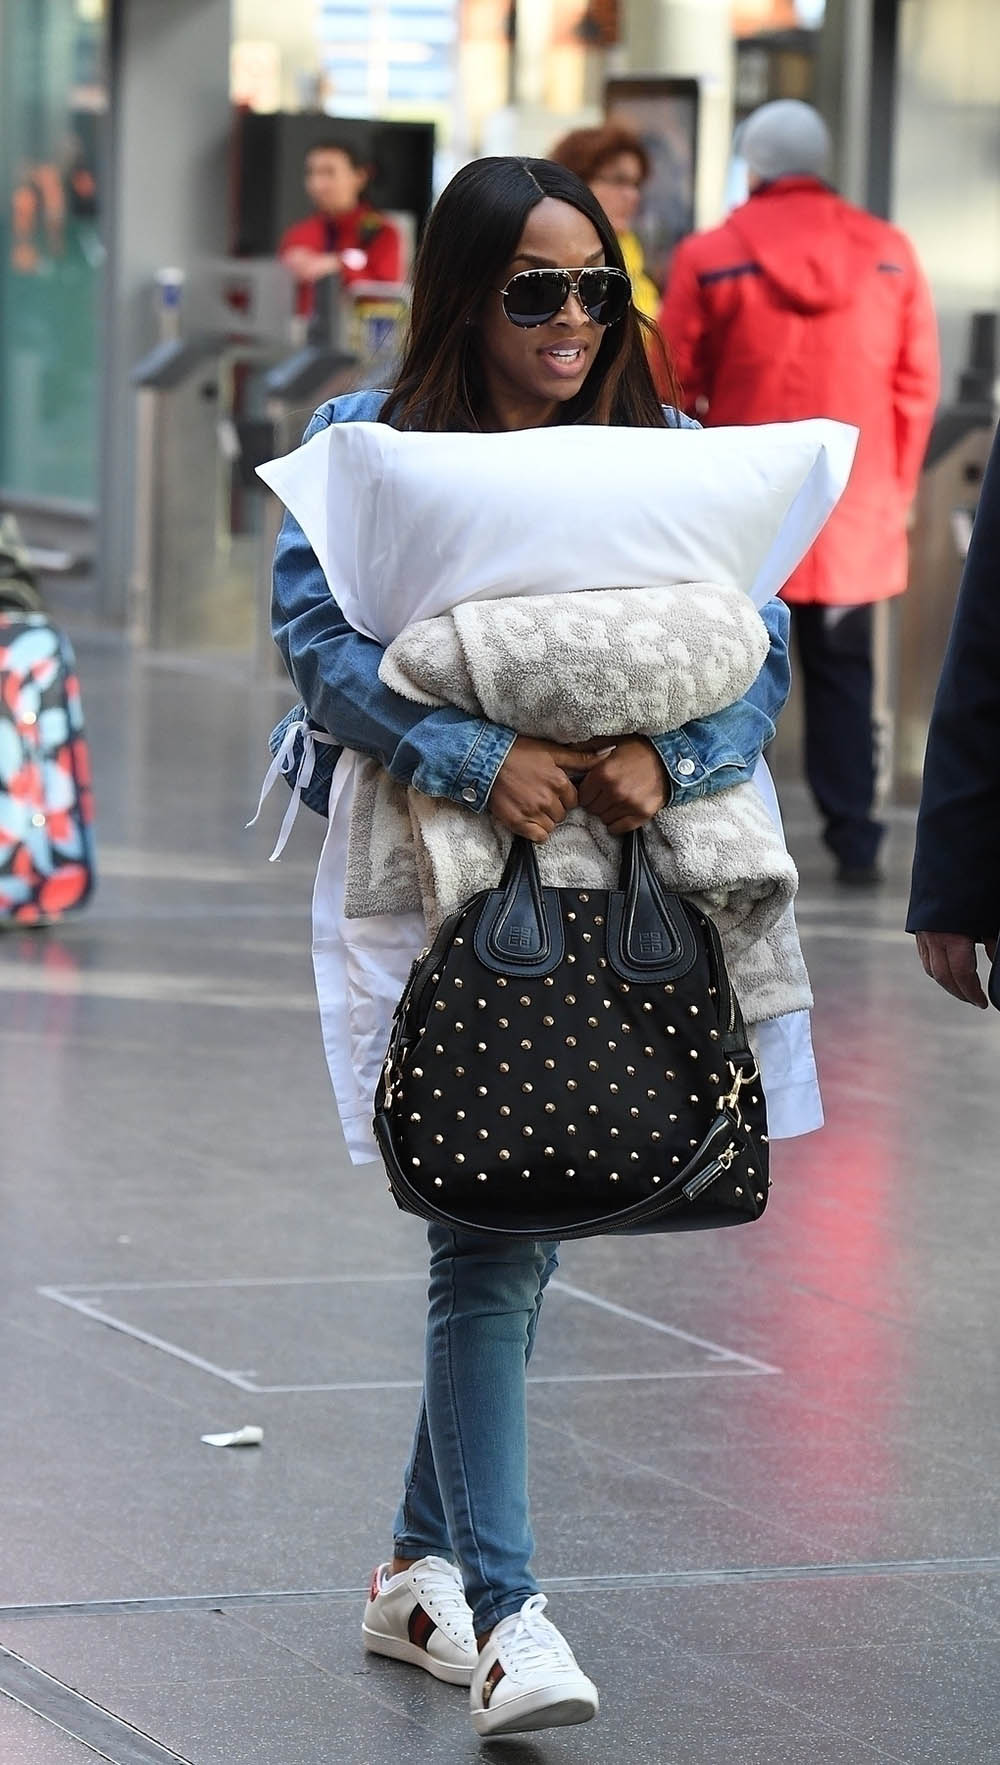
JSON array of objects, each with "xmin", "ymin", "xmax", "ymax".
[
  {"xmin": 129, "ymin": 332, "xmax": 231, "ymax": 648},
  {"xmin": 130, "ymin": 264, "xmax": 408, "ymax": 658},
  {"xmin": 129, "ymin": 258, "xmax": 298, "ymax": 650},
  {"xmin": 244, "ymin": 276, "xmax": 410, "ymax": 676}
]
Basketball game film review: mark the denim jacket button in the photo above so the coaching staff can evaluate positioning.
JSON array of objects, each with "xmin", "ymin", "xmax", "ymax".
[
  {"xmin": 461, "ymin": 786, "xmax": 478, "ymax": 803},
  {"xmin": 676, "ymin": 758, "xmax": 696, "ymax": 777}
]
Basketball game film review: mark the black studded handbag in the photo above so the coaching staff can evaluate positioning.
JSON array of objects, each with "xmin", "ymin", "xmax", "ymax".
[{"xmin": 373, "ymin": 829, "xmax": 770, "ymax": 1240}]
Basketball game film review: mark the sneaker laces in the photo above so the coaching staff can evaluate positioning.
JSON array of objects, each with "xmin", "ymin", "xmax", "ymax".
[
  {"xmin": 501, "ymin": 1595, "xmax": 576, "ymax": 1675},
  {"xmin": 410, "ymin": 1558, "xmax": 474, "ymax": 1642}
]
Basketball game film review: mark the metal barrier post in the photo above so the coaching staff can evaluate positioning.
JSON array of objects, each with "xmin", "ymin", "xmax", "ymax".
[{"xmin": 128, "ymin": 335, "xmax": 227, "ymax": 648}]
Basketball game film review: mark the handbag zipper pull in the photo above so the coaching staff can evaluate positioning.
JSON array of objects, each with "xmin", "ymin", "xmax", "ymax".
[{"xmin": 682, "ymin": 1142, "xmax": 737, "ymax": 1202}]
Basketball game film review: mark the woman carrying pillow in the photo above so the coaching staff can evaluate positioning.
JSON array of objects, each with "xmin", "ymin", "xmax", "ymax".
[{"xmin": 271, "ymin": 157, "xmax": 792, "ymax": 1740}]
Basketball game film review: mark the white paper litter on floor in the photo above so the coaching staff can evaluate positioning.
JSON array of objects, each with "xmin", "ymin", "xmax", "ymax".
[{"xmin": 200, "ymin": 1425, "xmax": 263, "ymax": 1448}]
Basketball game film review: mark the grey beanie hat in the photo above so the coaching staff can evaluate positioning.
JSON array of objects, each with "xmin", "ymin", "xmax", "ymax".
[{"xmin": 736, "ymin": 100, "xmax": 832, "ymax": 181}]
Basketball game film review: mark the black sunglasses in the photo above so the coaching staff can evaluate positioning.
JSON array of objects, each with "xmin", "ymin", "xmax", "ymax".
[{"xmin": 496, "ymin": 266, "xmax": 633, "ymax": 329}]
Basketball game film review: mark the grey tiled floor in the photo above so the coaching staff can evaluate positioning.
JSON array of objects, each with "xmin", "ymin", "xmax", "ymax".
[{"xmin": 2, "ymin": 636, "xmax": 1000, "ymax": 1764}]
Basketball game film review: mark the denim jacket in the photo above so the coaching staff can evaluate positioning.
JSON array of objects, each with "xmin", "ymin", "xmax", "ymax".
[{"xmin": 269, "ymin": 388, "xmax": 790, "ymax": 817}]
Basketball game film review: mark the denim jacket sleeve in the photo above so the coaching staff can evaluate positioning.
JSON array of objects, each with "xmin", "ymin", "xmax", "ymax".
[
  {"xmin": 271, "ymin": 402, "xmax": 517, "ymax": 814},
  {"xmin": 649, "ymin": 595, "xmax": 789, "ymax": 801},
  {"xmin": 269, "ymin": 399, "xmax": 790, "ymax": 815}
]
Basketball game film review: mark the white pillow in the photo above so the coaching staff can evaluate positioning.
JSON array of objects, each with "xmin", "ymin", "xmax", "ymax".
[{"xmin": 258, "ymin": 417, "xmax": 857, "ymax": 646}]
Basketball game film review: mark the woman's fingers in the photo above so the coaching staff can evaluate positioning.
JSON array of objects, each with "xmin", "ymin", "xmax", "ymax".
[
  {"xmin": 549, "ymin": 746, "xmax": 603, "ymax": 772},
  {"xmin": 577, "ymin": 737, "xmax": 670, "ymax": 826},
  {"xmin": 551, "ymin": 768, "xmax": 579, "ymax": 813},
  {"xmin": 488, "ymin": 736, "xmax": 584, "ymax": 835},
  {"xmin": 489, "ymin": 736, "xmax": 671, "ymax": 840}
]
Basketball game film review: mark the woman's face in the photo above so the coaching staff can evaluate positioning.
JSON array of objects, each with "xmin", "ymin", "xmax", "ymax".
[
  {"xmin": 590, "ymin": 151, "xmax": 644, "ymax": 234},
  {"xmin": 476, "ymin": 197, "xmax": 609, "ymax": 431}
]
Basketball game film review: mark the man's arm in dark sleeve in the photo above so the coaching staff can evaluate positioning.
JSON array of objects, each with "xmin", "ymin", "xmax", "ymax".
[{"xmin": 907, "ymin": 423, "xmax": 1000, "ymax": 938}]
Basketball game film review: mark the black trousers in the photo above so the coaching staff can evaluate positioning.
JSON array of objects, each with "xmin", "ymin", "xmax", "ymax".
[{"xmin": 792, "ymin": 602, "xmax": 885, "ymax": 870}]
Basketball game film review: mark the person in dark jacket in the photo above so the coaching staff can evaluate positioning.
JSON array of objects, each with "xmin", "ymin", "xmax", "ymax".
[
  {"xmin": 659, "ymin": 100, "xmax": 940, "ymax": 884},
  {"xmin": 908, "ymin": 423, "xmax": 1000, "ymax": 1006}
]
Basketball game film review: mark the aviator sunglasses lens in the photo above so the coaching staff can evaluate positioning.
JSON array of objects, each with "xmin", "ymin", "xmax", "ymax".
[
  {"xmin": 501, "ymin": 268, "xmax": 631, "ymax": 327},
  {"xmin": 576, "ymin": 268, "xmax": 631, "ymax": 325}
]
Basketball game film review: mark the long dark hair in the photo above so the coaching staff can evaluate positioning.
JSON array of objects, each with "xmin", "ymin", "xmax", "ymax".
[{"xmin": 380, "ymin": 157, "xmax": 679, "ymax": 432}]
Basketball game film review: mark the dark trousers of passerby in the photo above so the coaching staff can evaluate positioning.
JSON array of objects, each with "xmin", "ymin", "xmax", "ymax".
[{"xmin": 792, "ymin": 602, "xmax": 885, "ymax": 874}]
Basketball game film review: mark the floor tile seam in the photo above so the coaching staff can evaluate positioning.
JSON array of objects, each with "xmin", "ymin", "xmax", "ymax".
[
  {"xmin": 0, "ymin": 1646, "xmax": 194, "ymax": 1765},
  {"xmin": 8, "ymin": 1557, "xmax": 1000, "ymax": 1624},
  {"xmin": 755, "ymin": 1391, "xmax": 1000, "ymax": 1482},
  {"xmin": 0, "ymin": 1313, "xmax": 203, "ymax": 1419},
  {"xmin": 542, "ymin": 1429, "xmax": 1000, "ymax": 1557},
  {"xmin": 189, "ymin": 1609, "xmax": 457, "ymax": 1741},
  {"xmin": 919, "ymin": 1582, "xmax": 1000, "ymax": 1633},
  {"xmin": 781, "ymin": 1276, "xmax": 1000, "ymax": 1347},
  {"xmin": 220, "ymin": 1606, "xmax": 455, "ymax": 1733},
  {"xmin": 590, "ymin": 1378, "xmax": 1000, "ymax": 1474},
  {"xmin": 0, "ymin": 1696, "xmax": 128, "ymax": 1765},
  {"xmin": 673, "ymin": 1637, "xmax": 981, "ymax": 1663},
  {"xmin": 716, "ymin": 1651, "xmax": 1000, "ymax": 1751},
  {"xmin": 699, "ymin": 1658, "xmax": 917, "ymax": 1764},
  {"xmin": 607, "ymin": 1634, "xmax": 916, "ymax": 1763},
  {"xmin": 527, "ymin": 1409, "xmax": 835, "ymax": 1548},
  {"xmin": 647, "ymin": 1368, "xmax": 1000, "ymax": 1477},
  {"xmin": 0, "ymin": 1496, "xmax": 191, "ymax": 1596}
]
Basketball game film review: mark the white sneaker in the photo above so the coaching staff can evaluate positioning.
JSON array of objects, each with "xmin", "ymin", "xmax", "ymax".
[
  {"xmin": 362, "ymin": 1556, "xmax": 477, "ymax": 1685},
  {"xmin": 470, "ymin": 1593, "xmax": 599, "ymax": 1737}
]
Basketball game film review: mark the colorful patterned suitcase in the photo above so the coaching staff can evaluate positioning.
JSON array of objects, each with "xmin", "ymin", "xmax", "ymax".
[{"xmin": 0, "ymin": 613, "xmax": 96, "ymax": 925}]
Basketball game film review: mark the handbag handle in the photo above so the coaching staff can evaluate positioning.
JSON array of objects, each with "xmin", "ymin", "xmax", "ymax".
[
  {"xmin": 474, "ymin": 833, "xmax": 565, "ymax": 975},
  {"xmin": 476, "ymin": 828, "xmax": 702, "ymax": 986}
]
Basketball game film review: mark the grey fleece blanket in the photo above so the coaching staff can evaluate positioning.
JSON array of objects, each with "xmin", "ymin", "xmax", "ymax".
[{"xmin": 345, "ymin": 584, "xmax": 813, "ymax": 1026}]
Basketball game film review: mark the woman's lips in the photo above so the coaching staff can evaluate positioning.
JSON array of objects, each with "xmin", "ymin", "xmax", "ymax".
[{"xmin": 538, "ymin": 342, "xmax": 588, "ymax": 377}]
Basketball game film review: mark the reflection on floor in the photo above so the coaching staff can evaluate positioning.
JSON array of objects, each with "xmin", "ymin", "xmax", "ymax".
[{"xmin": 2, "ymin": 637, "xmax": 999, "ymax": 1765}]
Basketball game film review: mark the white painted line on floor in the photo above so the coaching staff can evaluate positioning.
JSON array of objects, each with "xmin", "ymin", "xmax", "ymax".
[
  {"xmin": 39, "ymin": 1273, "xmax": 779, "ymax": 1391},
  {"xmin": 37, "ymin": 1287, "xmax": 260, "ymax": 1393},
  {"xmin": 96, "ymin": 847, "xmax": 275, "ymax": 885},
  {"xmin": 50, "ymin": 1272, "xmax": 429, "ymax": 1294},
  {"xmin": 796, "ymin": 922, "xmax": 911, "ymax": 944},
  {"xmin": 549, "ymin": 1277, "xmax": 780, "ymax": 1374},
  {"xmin": 237, "ymin": 1368, "xmax": 773, "ymax": 1393},
  {"xmin": 0, "ymin": 964, "xmax": 314, "ymax": 1012}
]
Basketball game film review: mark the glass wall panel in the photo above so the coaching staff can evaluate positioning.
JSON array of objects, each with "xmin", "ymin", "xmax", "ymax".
[{"xmin": 0, "ymin": 0, "xmax": 107, "ymax": 503}]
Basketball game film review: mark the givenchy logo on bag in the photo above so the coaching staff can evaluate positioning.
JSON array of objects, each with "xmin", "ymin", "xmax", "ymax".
[
  {"xmin": 502, "ymin": 923, "xmax": 535, "ymax": 950},
  {"xmin": 637, "ymin": 929, "xmax": 667, "ymax": 955}
]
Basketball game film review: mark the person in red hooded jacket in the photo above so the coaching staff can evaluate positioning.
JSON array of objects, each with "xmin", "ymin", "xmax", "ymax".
[
  {"xmin": 659, "ymin": 100, "xmax": 939, "ymax": 884},
  {"xmin": 279, "ymin": 139, "xmax": 403, "ymax": 320}
]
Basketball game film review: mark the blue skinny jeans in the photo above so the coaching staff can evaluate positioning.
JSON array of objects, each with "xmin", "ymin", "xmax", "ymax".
[{"xmin": 392, "ymin": 1224, "xmax": 560, "ymax": 1633}]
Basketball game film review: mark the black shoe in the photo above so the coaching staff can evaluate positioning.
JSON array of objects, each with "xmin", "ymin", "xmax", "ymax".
[{"xmin": 835, "ymin": 863, "xmax": 883, "ymax": 888}]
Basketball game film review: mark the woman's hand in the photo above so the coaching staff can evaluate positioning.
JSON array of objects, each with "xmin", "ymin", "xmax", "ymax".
[
  {"xmin": 577, "ymin": 736, "xmax": 671, "ymax": 833},
  {"xmin": 282, "ymin": 247, "xmax": 342, "ymax": 282},
  {"xmin": 489, "ymin": 737, "xmax": 601, "ymax": 842}
]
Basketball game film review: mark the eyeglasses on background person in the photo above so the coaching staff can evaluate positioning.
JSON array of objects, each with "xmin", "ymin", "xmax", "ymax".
[{"xmin": 547, "ymin": 123, "xmax": 661, "ymax": 324}]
